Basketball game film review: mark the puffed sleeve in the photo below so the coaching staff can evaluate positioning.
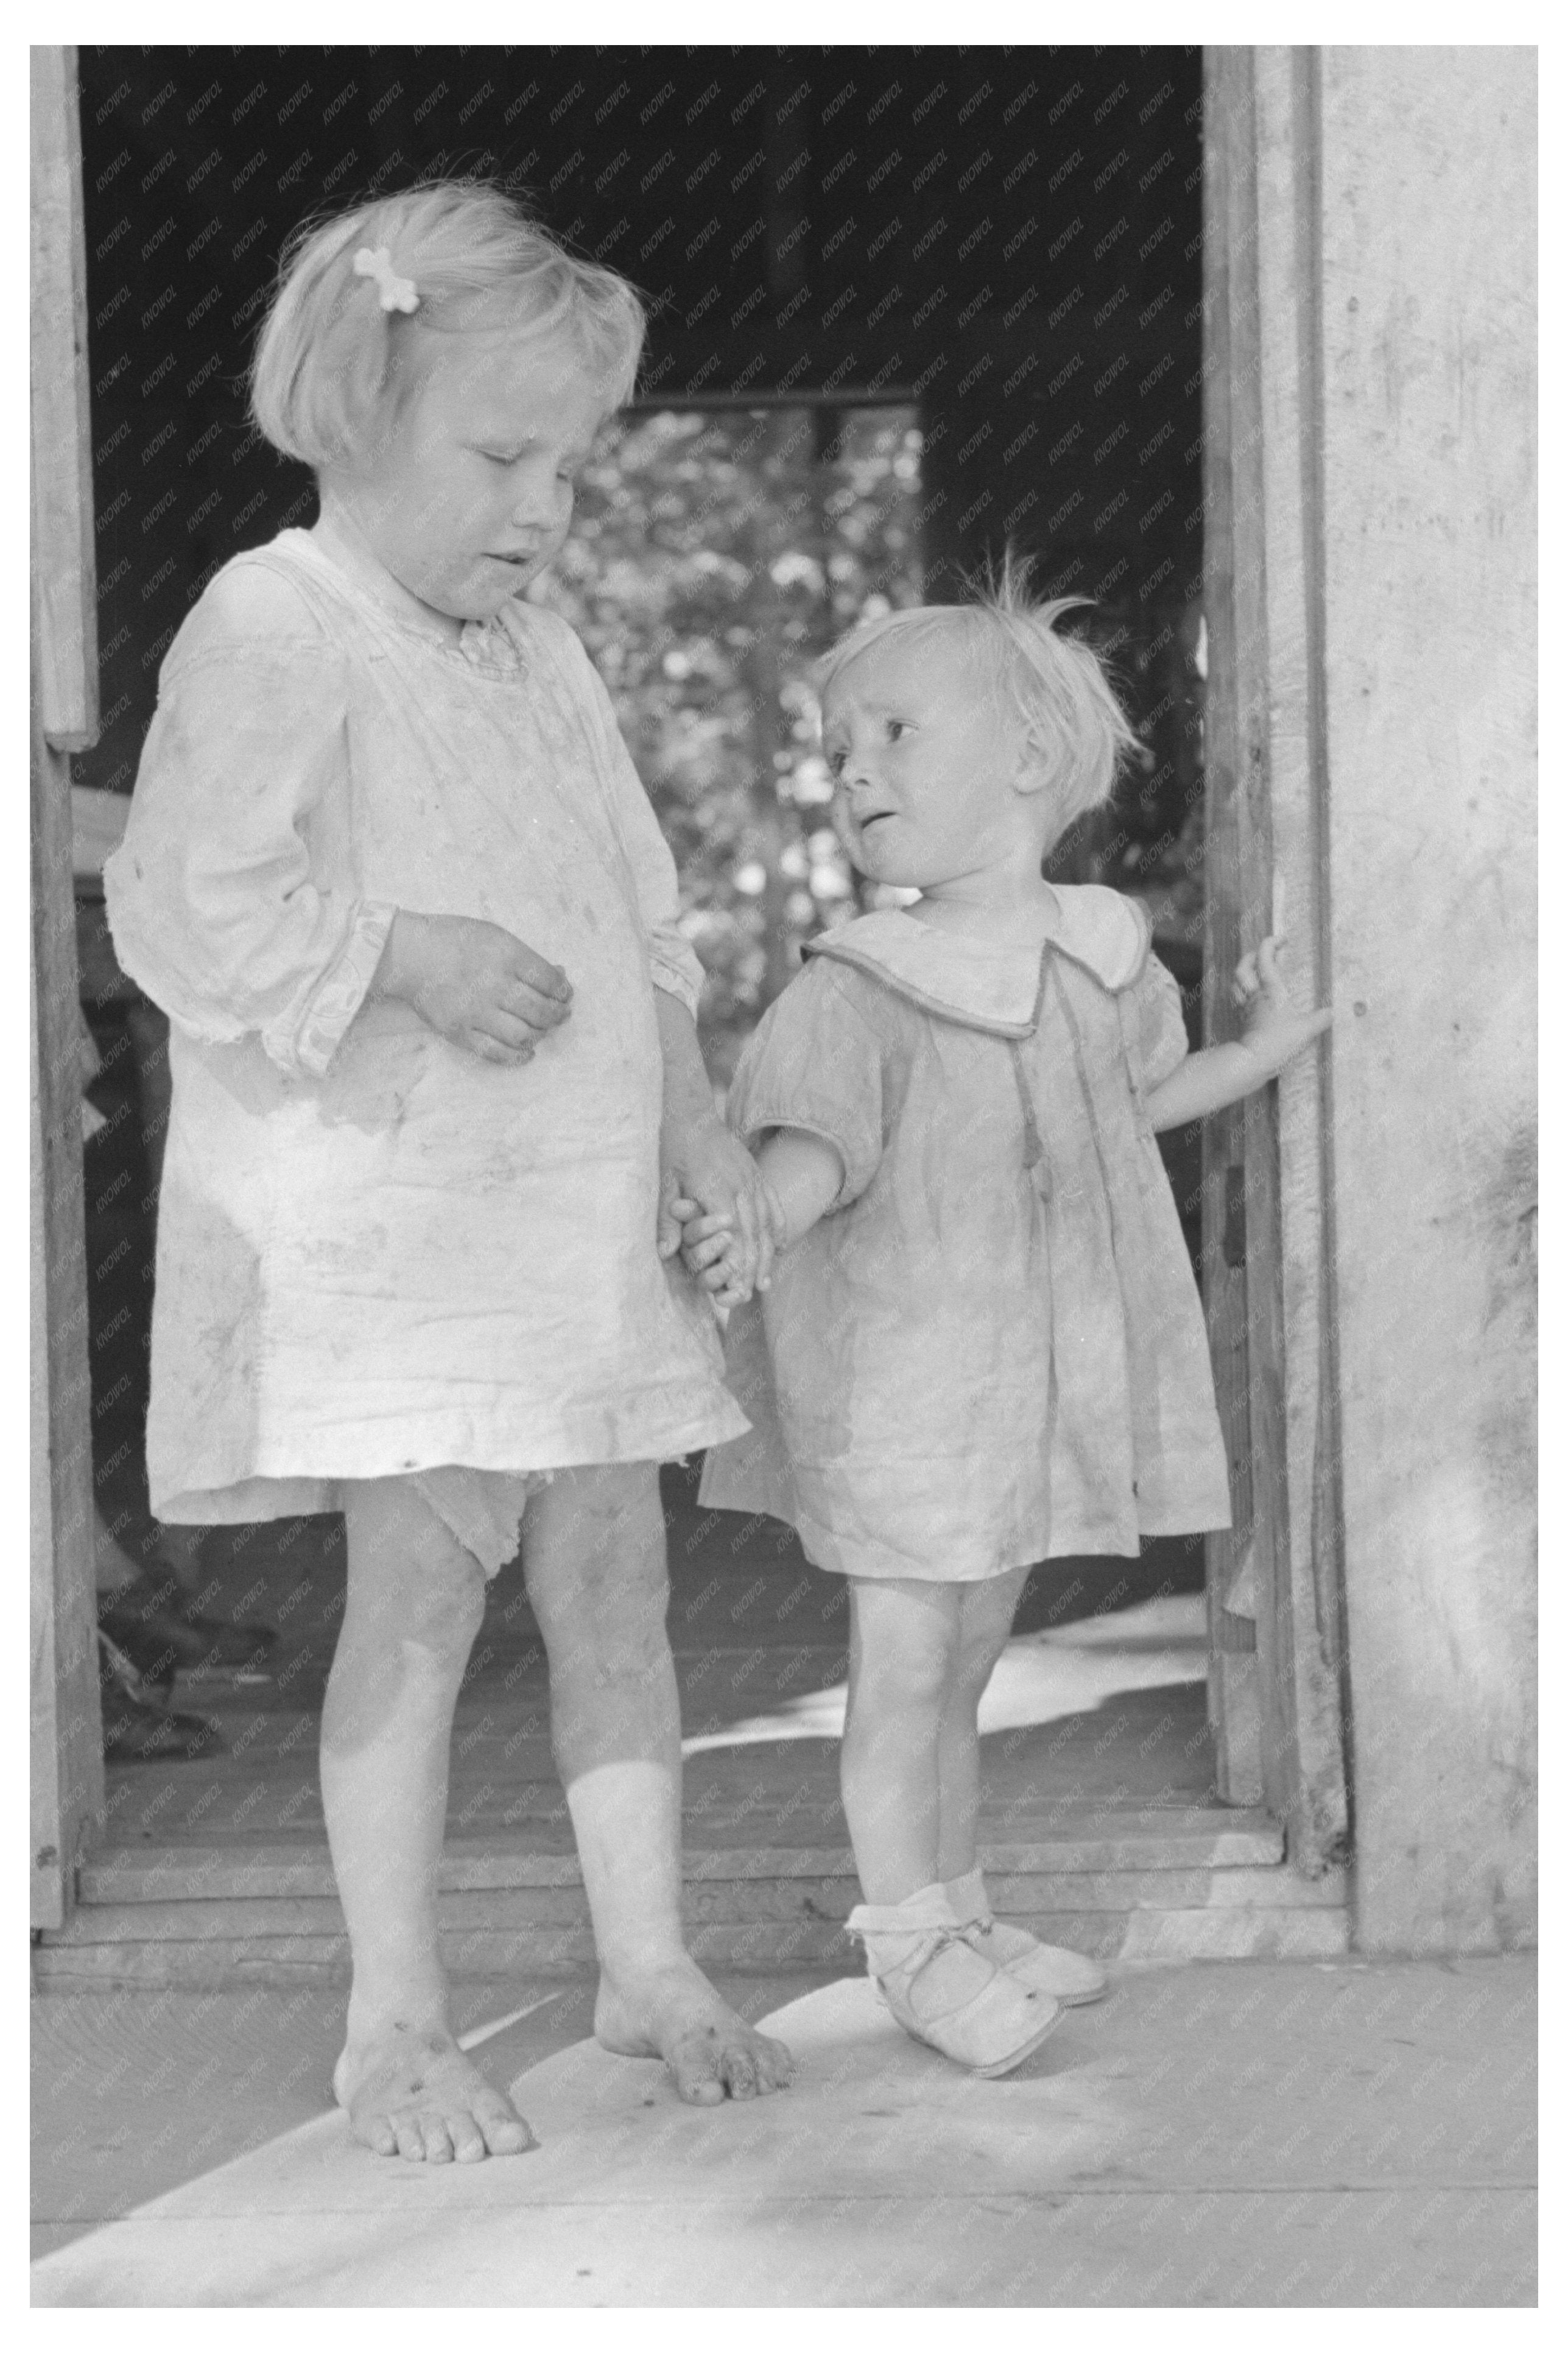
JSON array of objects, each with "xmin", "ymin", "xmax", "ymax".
[
  {"xmin": 726, "ymin": 958, "xmax": 887, "ymax": 1208},
  {"xmin": 1119, "ymin": 945, "xmax": 1192, "ymax": 1098},
  {"xmin": 548, "ymin": 621, "xmax": 706, "ymax": 1018},
  {"xmin": 104, "ymin": 615, "xmax": 393, "ymax": 1081}
]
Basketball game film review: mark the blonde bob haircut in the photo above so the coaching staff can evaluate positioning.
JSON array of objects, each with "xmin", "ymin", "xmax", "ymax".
[
  {"xmin": 814, "ymin": 555, "xmax": 1141, "ymax": 846},
  {"xmin": 250, "ymin": 179, "xmax": 646, "ymax": 470}
]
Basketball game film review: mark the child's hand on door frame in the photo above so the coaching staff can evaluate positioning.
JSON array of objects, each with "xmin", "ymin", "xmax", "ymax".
[{"xmin": 1232, "ymin": 936, "xmax": 1333, "ymax": 1081}]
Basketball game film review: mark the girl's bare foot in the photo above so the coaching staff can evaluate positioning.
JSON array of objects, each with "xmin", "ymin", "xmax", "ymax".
[
  {"xmin": 594, "ymin": 1956, "xmax": 795, "ymax": 2104},
  {"xmin": 333, "ymin": 2022, "xmax": 536, "ymax": 2162}
]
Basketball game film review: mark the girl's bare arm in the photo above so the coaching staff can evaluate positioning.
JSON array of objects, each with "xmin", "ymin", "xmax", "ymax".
[
  {"xmin": 754, "ymin": 1129, "xmax": 846, "ymax": 1247},
  {"xmin": 1145, "ymin": 937, "xmax": 1332, "ymax": 1132}
]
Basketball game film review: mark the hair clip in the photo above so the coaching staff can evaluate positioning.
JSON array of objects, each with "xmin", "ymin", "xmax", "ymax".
[{"xmin": 352, "ymin": 245, "xmax": 420, "ymax": 314}]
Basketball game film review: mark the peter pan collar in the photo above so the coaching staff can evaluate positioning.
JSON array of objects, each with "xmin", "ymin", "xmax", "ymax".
[{"xmin": 803, "ymin": 888, "xmax": 1150, "ymax": 1037}]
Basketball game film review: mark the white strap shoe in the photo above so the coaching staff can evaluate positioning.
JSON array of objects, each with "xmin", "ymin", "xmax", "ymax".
[
  {"xmin": 968, "ymin": 1917, "xmax": 1109, "ymax": 2006},
  {"xmin": 943, "ymin": 1871, "xmax": 1109, "ymax": 2005},
  {"xmin": 848, "ymin": 1891, "xmax": 1063, "ymax": 2078}
]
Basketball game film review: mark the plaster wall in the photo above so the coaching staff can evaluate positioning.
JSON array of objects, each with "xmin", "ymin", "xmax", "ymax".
[{"xmin": 1316, "ymin": 47, "xmax": 1536, "ymax": 1949}]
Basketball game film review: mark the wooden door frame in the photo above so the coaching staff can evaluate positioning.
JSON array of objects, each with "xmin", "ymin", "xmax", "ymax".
[
  {"xmin": 32, "ymin": 41, "xmax": 104, "ymax": 1929},
  {"xmin": 1200, "ymin": 46, "xmax": 1349, "ymax": 1874}
]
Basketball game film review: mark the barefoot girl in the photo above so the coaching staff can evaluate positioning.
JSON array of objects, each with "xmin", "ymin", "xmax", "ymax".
[
  {"xmin": 105, "ymin": 182, "xmax": 792, "ymax": 2161},
  {"xmin": 694, "ymin": 573, "xmax": 1331, "ymax": 2076}
]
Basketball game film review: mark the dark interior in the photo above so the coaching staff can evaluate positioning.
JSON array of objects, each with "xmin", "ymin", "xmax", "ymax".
[{"xmin": 74, "ymin": 46, "xmax": 1212, "ymax": 1746}]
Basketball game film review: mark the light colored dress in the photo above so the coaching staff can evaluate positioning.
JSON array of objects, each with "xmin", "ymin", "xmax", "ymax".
[
  {"xmin": 105, "ymin": 529, "xmax": 746, "ymax": 1532},
  {"xmin": 698, "ymin": 893, "xmax": 1233, "ymax": 1581}
]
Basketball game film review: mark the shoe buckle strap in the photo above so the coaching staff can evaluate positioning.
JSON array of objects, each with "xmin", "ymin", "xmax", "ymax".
[{"xmin": 884, "ymin": 1923, "xmax": 1002, "ymax": 2030}]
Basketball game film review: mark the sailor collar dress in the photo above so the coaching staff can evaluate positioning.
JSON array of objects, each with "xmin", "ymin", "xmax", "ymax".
[{"xmin": 698, "ymin": 891, "xmax": 1233, "ymax": 1581}]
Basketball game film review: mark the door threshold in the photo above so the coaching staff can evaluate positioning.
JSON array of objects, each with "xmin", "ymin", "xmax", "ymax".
[{"xmin": 36, "ymin": 1805, "xmax": 1351, "ymax": 1988}]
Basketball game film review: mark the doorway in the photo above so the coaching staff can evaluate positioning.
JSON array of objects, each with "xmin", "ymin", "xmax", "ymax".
[
  {"xmin": 37, "ymin": 44, "xmax": 1349, "ymax": 1976},
  {"xmin": 57, "ymin": 386, "xmax": 1241, "ymax": 1981}
]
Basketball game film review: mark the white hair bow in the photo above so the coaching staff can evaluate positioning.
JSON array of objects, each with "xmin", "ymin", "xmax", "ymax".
[{"xmin": 353, "ymin": 245, "xmax": 420, "ymax": 314}]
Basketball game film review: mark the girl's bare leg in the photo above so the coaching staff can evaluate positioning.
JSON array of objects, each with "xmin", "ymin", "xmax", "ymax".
[
  {"xmin": 933, "ymin": 1567, "xmax": 1032, "ymax": 1885},
  {"xmin": 325, "ymin": 1477, "xmax": 533, "ymax": 2162},
  {"xmin": 841, "ymin": 1577, "xmax": 963, "ymax": 1903},
  {"xmin": 522, "ymin": 1462, "xmax": 793, "ymax": 2104}
]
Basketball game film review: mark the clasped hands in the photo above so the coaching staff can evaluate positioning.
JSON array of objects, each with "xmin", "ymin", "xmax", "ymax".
[{"xmin": 661, "ymin": 1118, "xmax": 783, "ymax": 1312}]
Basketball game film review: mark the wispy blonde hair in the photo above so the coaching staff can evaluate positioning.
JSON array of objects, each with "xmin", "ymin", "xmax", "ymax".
[
  {"xmin": 250, "ymin": 179, "xmax": 645, "ymax": 470},
  {"xmin": 815, "ymin": 554, "xmax": 1141, "ymax": 843}
]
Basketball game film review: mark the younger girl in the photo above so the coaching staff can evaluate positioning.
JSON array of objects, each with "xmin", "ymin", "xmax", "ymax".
[
  {"xmin": 105, "ymin": 182, "xmax": 792, "ymax": 2162},
  {"xmin": 692, "ymin": 577, "xmax": 1331, "ymax": 2076}
]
